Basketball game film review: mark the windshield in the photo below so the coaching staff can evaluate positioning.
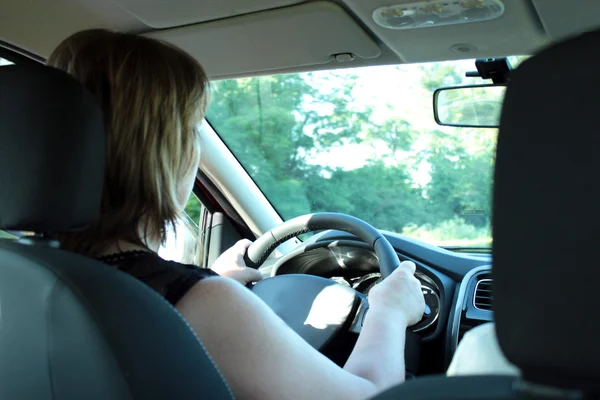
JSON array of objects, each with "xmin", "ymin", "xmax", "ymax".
[{"xmin": 206, "ymin": 57, "xmax": 525, "ymax": 247}]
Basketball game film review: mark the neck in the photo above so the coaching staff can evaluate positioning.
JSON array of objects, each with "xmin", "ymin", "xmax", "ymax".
[
  {"xmin": 99, "ymin": 239, "xmax": 157, "ymax": 257},
  {"xmin": 135, "ymin": 220, "xmax": 161, "ymax": 252},
  {"xmin": 98, "ymin": 223, "xmax": 161, "ymax": 257},
  {"xmin": 139, "ymin": 229, "xmax": 161, "ymax": 252}
]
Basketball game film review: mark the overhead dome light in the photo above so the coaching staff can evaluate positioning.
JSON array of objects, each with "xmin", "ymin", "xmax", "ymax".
[{"xmin": 373, "ymin": 0, "xmax": 505, "ymax": 30}]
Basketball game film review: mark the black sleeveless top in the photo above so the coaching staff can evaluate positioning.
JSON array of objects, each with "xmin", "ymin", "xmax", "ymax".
[{"xmin": 97, "ymin": 251, "xmax": 218, "ymax": 306}]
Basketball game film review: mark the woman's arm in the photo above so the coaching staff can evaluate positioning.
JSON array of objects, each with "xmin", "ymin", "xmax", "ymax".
[
  {"xmin": 344, "ymin": 260, "xmax": 424, "ymax": 391},
  {"xmin": 343, "ymin": 306, "xmax": 408, "ymax": 391},
  {"xmin": 176, "ymin": 261, "xmax": 424, "ymax": 400}
]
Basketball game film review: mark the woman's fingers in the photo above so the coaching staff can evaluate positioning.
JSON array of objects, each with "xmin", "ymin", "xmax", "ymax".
[{"xmin": 398, "ymin": 260, "xmax": 416, "ymax": 275}]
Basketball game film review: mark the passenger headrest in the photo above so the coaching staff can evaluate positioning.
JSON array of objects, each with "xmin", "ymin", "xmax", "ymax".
[
  {"xmin": 0, "ymin": 65, "xmax": 104, "ymax": 233},
  {"xmin": 493, "ymin": 28, "xmax": 600, "ymax": 391}
]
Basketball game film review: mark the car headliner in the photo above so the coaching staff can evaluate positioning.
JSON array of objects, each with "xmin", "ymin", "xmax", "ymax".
[{"xmin": 1, "ymin": 0, "xmax": 599, "ymax": 78}]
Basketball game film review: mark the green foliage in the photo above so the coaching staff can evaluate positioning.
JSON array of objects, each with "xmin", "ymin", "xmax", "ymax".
[
  {"xmin": 306, "ymin": 162, "xmax": 429, "ymax": 233},
  {"xmin": 420, "ymin": 129, "xmax": 494, "ymax": 226},
  {"xmin": 418, "ymin": 63, "xmax": 465, "ymax": 92},
  {"xmin": 205, "ymin": 62, "xmax": 496, "ymax": 247},
  {"xmin": 402, "ymin": 218, "xmax": 492, "ymax": 247},
  {"xmin": 184, "ymin": 194, "xmax": 202, "ymax": 226}
]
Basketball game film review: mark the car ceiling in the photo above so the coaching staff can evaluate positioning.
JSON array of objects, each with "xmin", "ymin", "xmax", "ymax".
[{"xmin": 2, "ymin": 0, "xmax": 600, "ymax": 79}]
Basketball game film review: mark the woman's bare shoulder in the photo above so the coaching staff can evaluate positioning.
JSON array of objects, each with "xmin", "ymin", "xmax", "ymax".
[
  {"xmin": 175, "ymin": 276, "xmax": 259, "ymax": 324},
  {"xmin": 178, "ymin": 276, "xmax": 247, "ymax": 301}
]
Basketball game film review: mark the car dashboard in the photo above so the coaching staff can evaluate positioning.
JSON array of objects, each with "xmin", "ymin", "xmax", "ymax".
[{"xmin": 260, "ymin": 229, "xmax": 493, "ymax": 374}]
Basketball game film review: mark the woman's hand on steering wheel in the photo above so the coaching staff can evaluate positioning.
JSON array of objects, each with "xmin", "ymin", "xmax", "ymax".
[
  {"xmin": 240, "ymin": 213, "xmax": 426, "ymax": 352},
  {"xmin": 368, "ymin": 261, "xmax": 426, "ymax": 327},
  {"xmin": 211, "ymin": 239, "xmax": 264, "ymax": 286}
]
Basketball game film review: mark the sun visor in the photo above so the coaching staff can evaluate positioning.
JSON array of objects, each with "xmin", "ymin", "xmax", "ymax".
[
  {"xmin": 112, "ymin": 0, "xmax": 300, "ymax": 29},
  {"xmin": 531, "ymin": 0, "xmax": 600, "ymax": 41},
  {"xmin": 145, "ymin": 1, "xmax": 381, "ymax": 78}
]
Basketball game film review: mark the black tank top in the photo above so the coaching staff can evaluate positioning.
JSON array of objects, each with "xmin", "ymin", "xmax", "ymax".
[{"xmin": 97, "ymin": 251, "xmax": 218, "ymax": 305}]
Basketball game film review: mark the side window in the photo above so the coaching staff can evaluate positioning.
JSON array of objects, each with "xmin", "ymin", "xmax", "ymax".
[
  {"xmin": 158, "ymin": 193, "xmax": 211, "ymax": 266},
  {"xmin": 183, "ymin": 192, "xmax": 204, "ymax": 227},
  {"xmin": 0, "ymin": 230, "xmax": 17, "ymax": 240},
  {"xmin": 0, "ymin": 57, "xmax": 14, "ymax": 66}
]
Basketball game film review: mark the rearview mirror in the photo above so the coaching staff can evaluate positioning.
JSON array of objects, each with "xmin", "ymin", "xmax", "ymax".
[{"xmin": 433, "ymin": 84, "xmax": 506, "ymax": 128}]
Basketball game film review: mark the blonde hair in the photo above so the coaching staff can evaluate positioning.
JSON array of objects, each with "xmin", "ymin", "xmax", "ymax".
[{"xmin": 48, "ymin": 29, "xmax": 210, "ymax": 257}]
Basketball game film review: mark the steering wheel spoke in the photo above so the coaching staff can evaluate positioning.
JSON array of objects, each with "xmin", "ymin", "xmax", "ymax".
[{"xmin": 349, "ymin": 293, "xmax": 369, "ymax": 335}]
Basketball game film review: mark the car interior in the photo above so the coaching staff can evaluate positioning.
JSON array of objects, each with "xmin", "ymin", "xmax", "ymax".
[{"xmin": 1, "ymin": 0, "xmax": 600, "ymax": 399}]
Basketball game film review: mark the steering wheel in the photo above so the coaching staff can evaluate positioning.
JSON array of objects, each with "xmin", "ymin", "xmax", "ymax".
[{"xmin": 244, "ymin": 212, "xmax": 401, "ymax": 351}]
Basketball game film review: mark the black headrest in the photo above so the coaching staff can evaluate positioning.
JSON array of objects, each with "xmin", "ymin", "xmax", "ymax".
[
  {"xmin": 0, "ymin": 64, "xmax": 104, "ymax": 233},
  {"xmin": 493, "ymin": 29, "xmax": 600, "ymax": 391}
]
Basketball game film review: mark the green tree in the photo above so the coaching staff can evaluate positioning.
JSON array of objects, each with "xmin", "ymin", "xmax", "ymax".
[
  {"xmin": 204, "ymin": 61, "xmax": 497, "ymax": 246},
  {"xmin": 418, "ymin": 64, "xmax": 465, "ymax": 92},
  {"xmin": 207, "ymin": 73, "xmax": 374, "ymax": 220},
  {"xmin": 307, "ymin": 161, "xmax": 429, "ymax": 233},
  {"xmin": 421, "ymin": 129, "xmax": 495, "ymax": 227}
]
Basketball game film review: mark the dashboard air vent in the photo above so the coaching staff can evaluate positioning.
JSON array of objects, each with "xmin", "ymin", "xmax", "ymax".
[{"xmin": 474, "ymin": 278, "xmax": 493, "ymax": 311}]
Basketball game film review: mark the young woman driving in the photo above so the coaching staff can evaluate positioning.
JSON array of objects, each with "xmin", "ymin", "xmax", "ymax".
[{"xmin": 49, "ymin": 29, "xmax": 426, "ymax": 400}]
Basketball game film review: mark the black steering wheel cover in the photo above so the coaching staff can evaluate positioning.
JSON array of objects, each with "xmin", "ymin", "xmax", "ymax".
[{"xmin": 245, "ymin": 212, "xmax": 400, "ymax": 277}]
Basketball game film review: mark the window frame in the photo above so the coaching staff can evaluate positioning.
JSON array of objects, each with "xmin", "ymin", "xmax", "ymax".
[{"xmin": 0, "ymin": 41, "xmax": 45, "ymax": 65}]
